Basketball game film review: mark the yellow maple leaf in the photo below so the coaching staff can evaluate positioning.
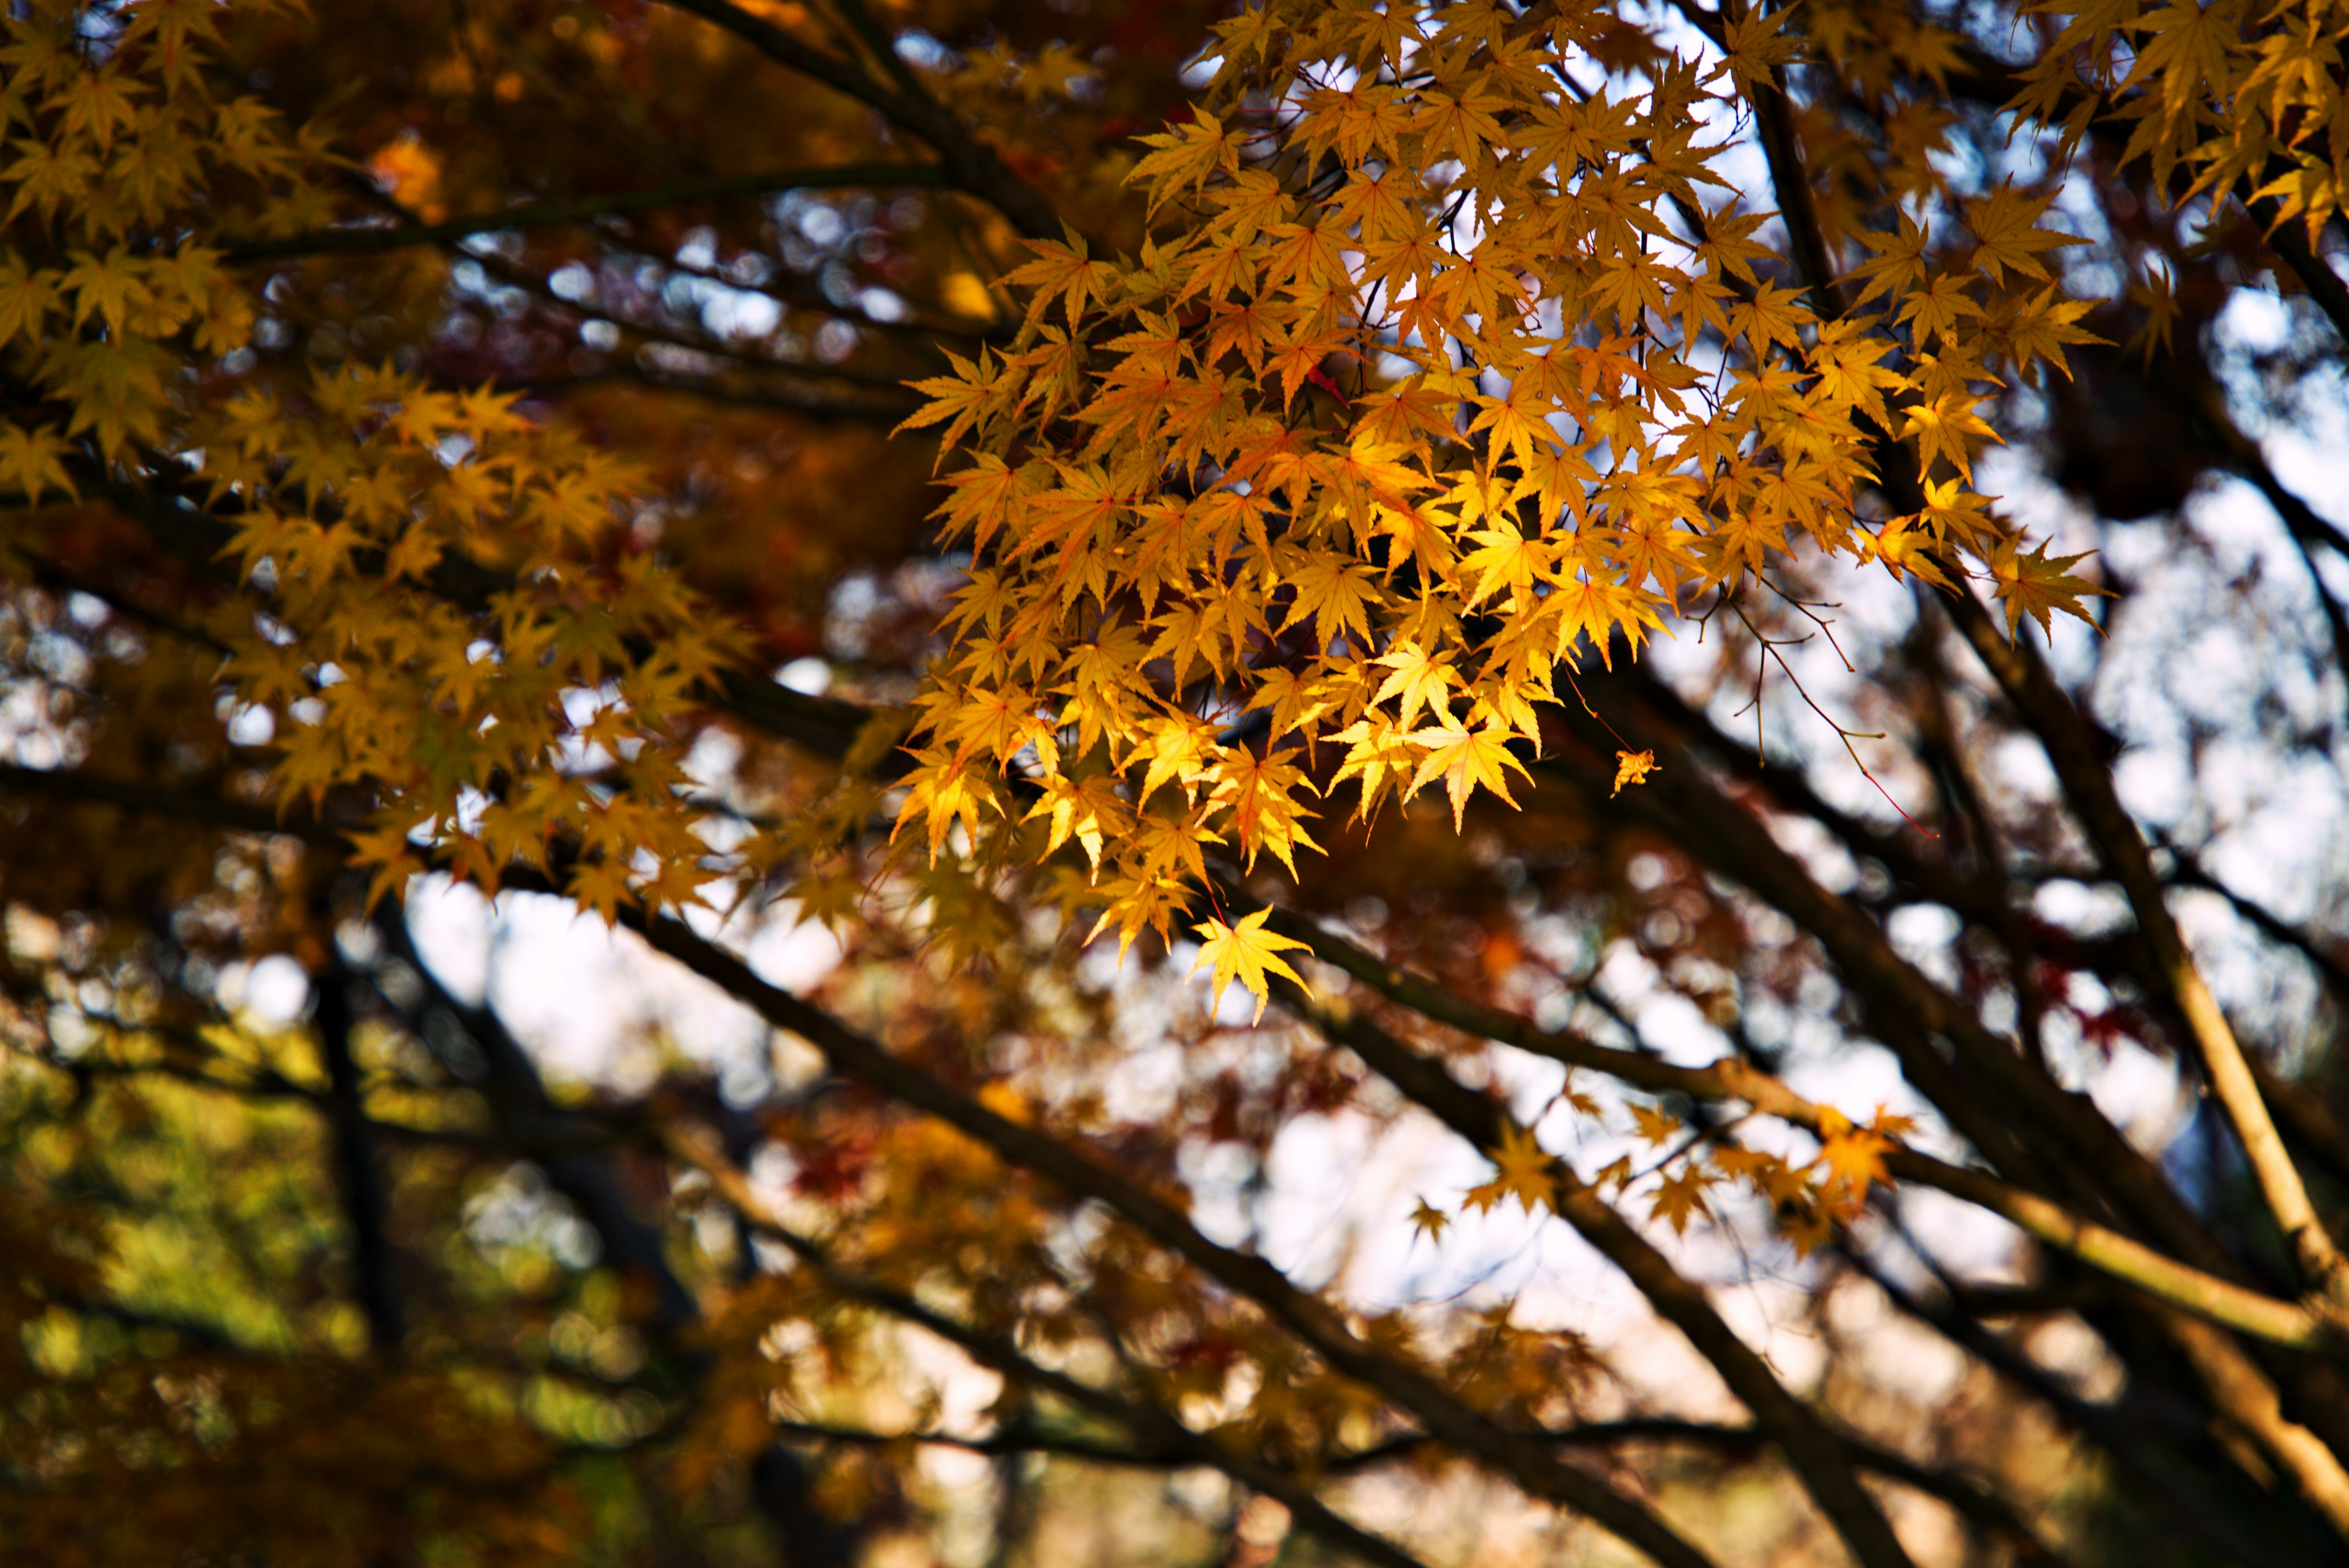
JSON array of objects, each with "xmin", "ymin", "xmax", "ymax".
[
  {"xmin": 1486, "ymin": 1121, "xmax": 1558, "ymax": 1215},
  {"xmin": 1629, "ymin": 1101, "xmax": 1682, "ymax": 1147},
  {"xmin": 1990, "ymin": 537, "xmax": 2108, "ymax": 640},
  {"xmin": 1611, "ymin": 749, "xmax": 1658, "ymax": 797},
  {"xmin": 0, "ymin": 423, "xmax": 76, "ymax": 502},
  {"xmin": 1190, "ymin": 907, "xmax": 1311, "ymax": 1022},
  {"xmin": 1406, "ymin": 720, "xmax": 1527, "ymax": 830},
  {"xmin": 1371, "ymin": 639, "xmax": 1458, "ymax": 729},
  {"xmin": 1648, "ymin": 1165, "xmax": 1721, "ymax": 1236},
  {"xmin": 1814, "ymin": 1104, "xmax": 1911, "ymax": 1217},
  {"xmin": 1715, "ymin": 2, "xmax": 1802, "ymax": 87}
]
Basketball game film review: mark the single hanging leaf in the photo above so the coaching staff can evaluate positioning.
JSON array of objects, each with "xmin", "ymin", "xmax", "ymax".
[{"xmin": 1612, "ymin": 749, "xmax": 1659, "ymax": 797}]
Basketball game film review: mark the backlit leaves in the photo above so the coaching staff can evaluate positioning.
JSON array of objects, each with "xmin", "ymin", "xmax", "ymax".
[
  {"xmin": 890, "ymin": 0, "xmax": 2115, "ymax": 1008},
  {"xmin": 1191, "ymin": 907, "xmax": 1312, "ymax": 1022},
  {"xmin": 1, "ymin": 1, "xmax": 738, "ymax": 925}
]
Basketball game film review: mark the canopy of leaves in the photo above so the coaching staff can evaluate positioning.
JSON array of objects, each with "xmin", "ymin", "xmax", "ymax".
[{"xmin": 7, "ymin": 1, "xmax": 2349, "ymax": 1566}]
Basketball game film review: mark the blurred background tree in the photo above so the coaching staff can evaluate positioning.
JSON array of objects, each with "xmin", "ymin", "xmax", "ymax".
[{"xmin": 7, "ymin": 1, "xmax": 2349, "ymax": 1566}]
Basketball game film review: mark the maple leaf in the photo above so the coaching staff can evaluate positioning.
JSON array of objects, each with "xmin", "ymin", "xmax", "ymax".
[
  {"xmin": 1715, "ymin": 3, "xmax": 1802, "ymax": 87},
  {"xmin": 1282, "ymin": 551, "xmax": 1379, "ymax": 653},
  {"xmin": 1301, "ymin": 83, "xmax": 1416, "ymax": 171},
  {"xmin": 1461, "ymin": 1177, "xmax": 1510, "ymax": 1216},
  {"xmin": 4, "ymin": 138, "xmax": 99, "ymax": 224},
  {"xmin": 894, "ymin": 755, "xmax": 1000, "ymax": 861},
  {"xmin": 345, "ymin": 817, "xmax": 428, "ymax": 912},
  {"xmin": 0, "ymin": 422, "xmax": 76, "ymax": 502},
  {"xmin": 1629, "ymin": 1102, "xmax": 1682, "ymax": 1147},
  {"xmin": 1127, "ymin": 106, "xmax": 1242, "ymax": 213},
  {"xmin": 2002, "ymin": 287, "xmax": 2104, "ymax": 384},
  {"xmin": 1726, "ymin": 279, "xmax": 1816, "ymax": 357},
  {"xmin": 1003, "ymin": 233, "xmax": 1121, "ymax": 332},
  {"xmin": 1405, "ymin": 720, "xmax": 1527, "ymax": 829},
  {"xmin": 1611, "ymin": 749, "xmax": 1658, "ymax": 797},
  {"xmin": 569, "ymin": 855, "xmax": 639, "ymax": 927},
  {"xmin": 1716, "ymin": 1144, "xmax": 1806, "ymax": 1203},
  {"xmin": 1860, "ymin": 514, "xmax": 1955, "ymax": 590},
  {"xmin": 1990, "ymin": 537, "xmax": 2107, "ymax": 640},
  {"xmin": 1783, "ymin": 1196, "xmax": 1836, "ymax": 1257},
  {"xmin": 1216, "ymin": 745, "xmax": 1323, "ymax": 874},
  {"xmin": 1190, "ymin": 907, "xmax": 1312, "ymax": 1023},
  {"xmin": 1415, "ymin": 81, "xmax": 1512, "ymax": 169},
  {"xmin": 1486, "ymin": 1123, "xmax": 1559, "ymax": 1215},
  {"xmin": 1962, "ymin": 182, "xmax": 2085, "ymax": 284},
  {"xmin": 1556, "ymin": 1076, "xmax": 1603, "ymax": 1118},
  {"xmin": 1457, "ymin": 520, "xmax": 1553, "ymax": 609},
  {"xmin": 1814, "ymin": 1106, "xmax": 1898, "ymax": 1217},
  {"xmin": 1898, "ymin": 382, "xmax": 2002, "ymax": 483},
  {"xmin": 1371, "ymin": 640, "xmax": 1459, "ymax": 729},
  {"xmin": 1023, "ymin": 773, "xmax": 1129, "ymax": 873},
  {"xmin": 1247, "ymin": 666, "xmax": 1335, "ymax": 742},
  {"xmin": 0, "ymin": 256, "xmax": 59, "ymax": 343},
  {"xmin": 1321, "ymin": 435, "xmax": 1433, "ymax": 519},
  {"xmin": 898, "ymin": 350, "xmax": 1010, "ymax": 452},
  {"xmin": 1850, "ymin": 211, "xmax": 1931, "ymax": 309},
  {"xmin": 1647, "ymin": 1165, "xmax": 1720, "ymax": 1235},
  {"xmin": 1917, "ymin": 477, "xmax": 1998, "ymax": 552},
  {"xmin": 1896, "ymin": 272, "xmax": 1985, "ymax": 349},
  {"xmin": 61, "ymin": 247, "xmax": 158, "ymax": 336},
  {"xmin": 1330, "ymin": 712, "xmax": 1422, "ymax": 819},
  {"xmin": 1409, "ymin": 1197, "xmax": 1452, "ymax": 1244},
  {"xmin": 1334, "ymin": 0, "xmax": 1425, "ymax": 68}
]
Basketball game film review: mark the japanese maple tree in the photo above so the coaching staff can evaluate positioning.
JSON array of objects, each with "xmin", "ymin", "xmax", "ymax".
[{"xmin": 7, "ymin": 1, "xmax": 2349, "ymax": 1565}]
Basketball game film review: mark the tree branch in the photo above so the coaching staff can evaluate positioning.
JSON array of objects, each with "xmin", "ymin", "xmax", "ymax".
[
  {"xmin": 1245, "ymin": 885, "xmax": 2336, "ymax": 1351},
  {"xmin": 633, "ymin": 929, "xmax": 1721, "ymax": 1568},
  {"xmin": 666, "ymin": 1123, "xmax": 1441, "ymax": 1568},
  {"xmin": 314, "ymin": 958, "xmax": 404, "ymax": 1356},
  {"xmin": 1274, "ymin": 986, "xmax": 1919, "ymax": 1568},
  {"xmin": 1855, "ymin": 1243, "xmax": 2342, "ymax": 1568},
  {"xmin": 648, "ymin": 0, "xmax": 1061, "ymax": 239},
  {"xmin": 0, "ymin": 760, "xmax": 313, "ymax": 838},
  {"xmin": 2162, "ymin": 1306, "xmax": 2349, "ymax": 1537},
  {"xmin": 1369, "ymin": 1418, "xmax": 2063, "ymax": 1567},
  {"xmin": 20, "ymin": 740, "xmax": 2309, "ymax": 1359},
  {"xmin": 375, "ymin": 906, "xmax": 705, "ymax": 1340},
  {"xmin": 776, "ymin": 1410, "xmax": 2068, "ymax": 1565},
  {"xmin": 1539, "ymin": 695, "xmax": 2236, "ymax": 1278},
  {"xmin": 228, "ymin": 163, "xmax": 951, "ymax": 262},
  {"xmin": 1940, "ymin": 590, "xmax": 2349, "ymax": 1304}
]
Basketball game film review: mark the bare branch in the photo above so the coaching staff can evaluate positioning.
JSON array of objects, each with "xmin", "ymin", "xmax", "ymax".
[
  {"xmin": 1942, "ymin": 590, "xmax": 2349, "ymax": 1305},
  {"xmin": 667, "ymin": 1123, "xmax": 1445, "ymax": 1568},
  {"xmin": 228, "ymin": 163, "xmax": 951, "ymax": 262},
  {"xmin": 634, "ymin": 935, "xmax": 1721, "ymax": 1568},
  {"xmin": 648, "ymin": 0, "xmax": 1061, "ymax": 238},
  {"xmin": 1277, "ymin": 986, "xmax": 1920, "ymax": 1568}
]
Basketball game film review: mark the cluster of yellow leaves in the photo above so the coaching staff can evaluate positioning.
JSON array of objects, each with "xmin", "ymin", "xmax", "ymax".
[
  {"xmin": 1, "ymin": 0, "xmax": 740, "ymax": 921},
  {"xmin": 1426, "ymin": 1101, "xmax": 1918, "ymax": 1253},
  {"xmin": 199, "ymin": 368, "xmax": 743, "ymax": 916},
  {"xmin": 897, "ymin": 0, "xmax": 2107, "ymax": 998},
  {"xmin": 2013, "ymin": 0, "xmax": 2349, "ymax": 238},
  {"xmin": 1, "ymin": 0, "xmax": 321, "ymax": 477}
]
